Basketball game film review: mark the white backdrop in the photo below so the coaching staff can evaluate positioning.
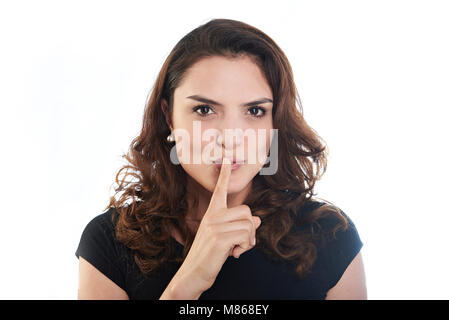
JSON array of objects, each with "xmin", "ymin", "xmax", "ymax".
[{"xmin": 1, "ymin": 0, "xmax": 448, "ymax": 299}]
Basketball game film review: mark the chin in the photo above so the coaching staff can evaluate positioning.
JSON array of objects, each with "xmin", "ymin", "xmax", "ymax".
[{"xmin": 211, "ymin": 165, "xmax": 254, "ymax": 194}]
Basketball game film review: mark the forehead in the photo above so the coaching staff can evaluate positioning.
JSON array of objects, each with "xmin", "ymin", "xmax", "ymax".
[{"xmin": 176, "ymin": 55, "xmax": 273, "ymax": 103}]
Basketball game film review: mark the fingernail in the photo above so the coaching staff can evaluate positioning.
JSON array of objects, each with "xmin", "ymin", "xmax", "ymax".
[{"xmin": 252, "ymin": 237, "xmax": 256, "ymax": 246}]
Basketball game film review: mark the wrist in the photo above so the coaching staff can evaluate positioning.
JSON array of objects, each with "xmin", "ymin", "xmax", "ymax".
[
  {"xmin": 160, "ymin": 269, "xmax": 204, "ymax": 300},
  {"xmin": 173, "ymin": 274, "xmax": 203, "ymax": 300}
]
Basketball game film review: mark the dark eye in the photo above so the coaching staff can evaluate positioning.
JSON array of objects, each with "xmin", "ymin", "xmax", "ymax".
[
  {"xmin": 193, "ymin": 105, "xmax": 213, "ymax": 117},
  {"xmin": 248, "ymin": 106, "xmax": 266, "ymax": 118}
]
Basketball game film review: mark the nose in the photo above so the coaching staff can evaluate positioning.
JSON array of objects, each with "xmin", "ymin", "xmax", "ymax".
[{"xmin": 216, "ymin": 119, "xmax": 244, "ymax": 156}]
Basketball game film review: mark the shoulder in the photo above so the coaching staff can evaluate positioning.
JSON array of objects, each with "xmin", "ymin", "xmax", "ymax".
[
  {"xmin": 294, "ymin": 198, "xmax": 364, "ymax": 292},
  {"xmin": 76, "ymin": 206, "xmax": 127, "ymax": 257},
  {"xmin": 295, "ymin": 198, "xmax": 357, "ymax": 241},
  {"xmin": 83, "ymin": 207, "xmax": 118, "ymax": 232},
  {"xmin": 78, "ymin": 207, "xmax": 124, "ymax": 245},
  {"xmin": 75, "ymin": 207, "xmax": 130, "ymax": 292}
]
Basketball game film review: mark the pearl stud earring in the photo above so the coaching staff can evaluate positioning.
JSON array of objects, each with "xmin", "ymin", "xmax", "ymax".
[{"xmin": 166, "ymin": 133, "xmax": 175, "ymax": 142}]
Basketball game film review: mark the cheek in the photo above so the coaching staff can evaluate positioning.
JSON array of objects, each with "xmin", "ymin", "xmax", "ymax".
[
  {"xmin": 245, "ymin": 127, "xmax": 273, "ymax": 167},
  {"xmin": 175, "ymin": 127, "xmax": 220, "ymax": 164},
  {"xmin": 172, "ymin": 127, "xmax": 202, "ymax": 164},
  {"xmin": 180, "ymin": 162, "xmax": 215, "ymax": 192}
]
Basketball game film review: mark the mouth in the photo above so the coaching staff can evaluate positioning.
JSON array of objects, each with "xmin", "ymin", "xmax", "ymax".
[{"xmin": 213, "ymin": 158, "xmax": 245, "ymax": 171}]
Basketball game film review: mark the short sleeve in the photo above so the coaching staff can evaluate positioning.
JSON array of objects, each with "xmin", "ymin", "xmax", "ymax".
[
  {"xmin": 75, "ymin": 209, "xmax": 127, "ymax": 292},
  {"xmin": 319, "ymin": 211, "xmax": 364, "ymax": 291}
]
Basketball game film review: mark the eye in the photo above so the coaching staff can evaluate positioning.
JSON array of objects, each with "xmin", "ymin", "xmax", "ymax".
[
  {"xmin": 193, "ymin": 104, "xmax": 214, "ymax": 117},
  {"xmin": 192, "ymin": 104, "xmax": 267, "ymax": 118},
  {"xmin": 247, "ymin": 106, "xmax": 266, "ymax": 118}
]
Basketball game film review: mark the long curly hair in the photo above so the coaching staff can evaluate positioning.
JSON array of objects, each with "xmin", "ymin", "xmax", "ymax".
[{"xmin": 105, "ymin": 18, "xmax": 349, "ymax": 280}]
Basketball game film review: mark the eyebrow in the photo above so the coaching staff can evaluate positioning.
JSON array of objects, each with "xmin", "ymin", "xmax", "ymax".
[{"xmin": 186, "ymin": 95, "xmax": 273, "ymax": 107}]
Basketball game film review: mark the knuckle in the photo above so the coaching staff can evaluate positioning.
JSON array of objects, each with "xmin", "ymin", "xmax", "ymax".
[
  {"xmin": 242, "ymin": 205, "xmax": 251, "ymax": 215},
  {"xmin": 244, "ymin": 220, "xmax": 253, "ymax": 233},
  {"xmin": 236, "ymin": 205, "xmax": 252, "ymax": 219},
  {"xmin": 239, "ymin": 231, "xmax": 251, "ymax": 249},
  {"xmin": 253, "ymin": 216, "xmax": 261, "ymax": 226},
  {"xmin": 210, "ymin": 208, "xmax": 224, "ymax": 219},
  {"xmin": 218, "ymin": 208, "xmax": 229, "ymax": 217}
]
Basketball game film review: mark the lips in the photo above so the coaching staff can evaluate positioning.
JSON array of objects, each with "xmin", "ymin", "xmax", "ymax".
[
  {"xmin": 213, "ymin": 158, "xmax": 245, "ymax": 171},
  {"xmin": 213, "ymin": 158, "xmax": 245, "ymax": 165}
]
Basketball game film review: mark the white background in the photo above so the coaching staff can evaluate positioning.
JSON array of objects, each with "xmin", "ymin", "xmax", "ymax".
[{"xmin": 1, "ymin": 0, "xmax": 448, "ymax": 299}]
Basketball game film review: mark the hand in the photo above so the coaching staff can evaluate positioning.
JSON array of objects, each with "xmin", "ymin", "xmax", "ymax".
[{"xmin": 174, "ymin": 157, "xmax": 262, "ymax": 294}]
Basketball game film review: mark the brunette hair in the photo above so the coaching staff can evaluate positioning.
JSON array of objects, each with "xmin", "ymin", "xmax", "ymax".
[{"xmin": 106, "ymin": 18, "xmax": 349, "ymax": 279}]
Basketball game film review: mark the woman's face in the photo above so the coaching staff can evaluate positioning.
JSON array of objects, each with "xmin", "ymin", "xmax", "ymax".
[{"xmin": 165, "ymin": 55, "xmax": 274, "ymax": 196}]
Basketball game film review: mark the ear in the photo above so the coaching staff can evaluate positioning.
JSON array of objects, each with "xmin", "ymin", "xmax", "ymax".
[{"xmin": 161, "ymin": 98, "xmax": 173, "ymax": 131}]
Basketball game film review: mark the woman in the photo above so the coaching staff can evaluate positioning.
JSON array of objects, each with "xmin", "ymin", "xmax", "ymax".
[{"xmin": 76, "ymin": 18, "xmax": 367, "ymax": 300}]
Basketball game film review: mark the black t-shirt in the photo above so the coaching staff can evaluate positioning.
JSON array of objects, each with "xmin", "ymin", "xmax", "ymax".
[{"xmin": 75, "ymin": 200, "xmax": 363, "ymax": 299}]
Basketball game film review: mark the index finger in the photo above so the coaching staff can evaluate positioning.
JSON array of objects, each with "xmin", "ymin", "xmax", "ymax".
[{"xmin": 208, "ymin": 157, "xmax": 232, "ymax": 210}]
